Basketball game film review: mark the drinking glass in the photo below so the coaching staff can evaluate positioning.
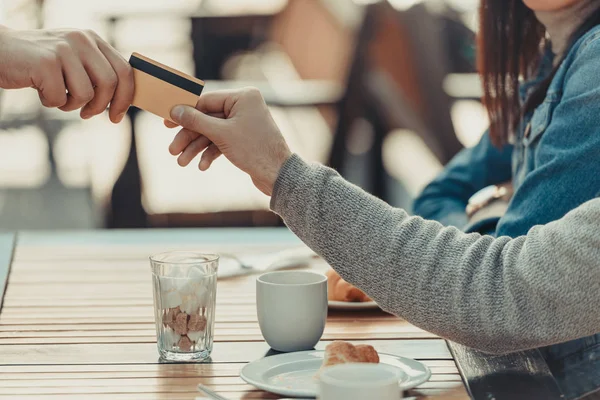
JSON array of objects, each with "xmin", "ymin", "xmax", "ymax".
[{"xmin": 150, "ymin": 252, "xmax": 219, "ymax": 361}]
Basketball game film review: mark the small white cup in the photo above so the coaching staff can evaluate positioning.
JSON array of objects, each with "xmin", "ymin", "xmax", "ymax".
[
  {"xmin": 318, "ymin": 363, "xmax": 405, "ymax": 400},
  {"xmin": 256, "ymin": 271, "xmax": 327, "ymax": 352}
]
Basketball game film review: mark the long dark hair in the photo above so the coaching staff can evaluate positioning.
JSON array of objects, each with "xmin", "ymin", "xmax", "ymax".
[{"xmin": 479, "ymin": 1, "xmax": 600, "ymax": 146}]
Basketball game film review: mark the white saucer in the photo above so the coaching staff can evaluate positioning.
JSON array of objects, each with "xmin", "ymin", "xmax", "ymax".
[
  {"xmin": 240, "ymin": 350, "xmax": 431, "ymax": 398},
  {"xmin": 328, "ymin": 300, "xmax": 379, "ymax": 310}
]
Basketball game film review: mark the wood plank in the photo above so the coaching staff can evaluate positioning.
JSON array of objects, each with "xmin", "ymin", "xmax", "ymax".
[
  {"xmin": 0, "ymin": 395, "xmax": 266, "ymax": 400},
  {"xmin": 0, "ymin": 370, "xmax": 460, "ymax": 381},
  {"xmin": 0, "ymin": 310, "xmax": 400, "ymax": 323},
  {"xmin": 0, "ymin": 330, "xmax": 431, "ymax": 341},
  {"xmin": 0, "ymin": 320, "xmax": 422, "ymax": 333},
  {"xmin": 9, "ymin": 251, "xmax": 314, "ymax": 270},
  {"xmin": 3, "ymin": 281, "xmax": 256, "ymax": 296},
  {"xmin": 17, "ymin": 228, "xmax": 301, "ymax": 248},
  {"xmin": 0, "ymin": 389, "xmax": 470, "ymax": 400},
  {"xmin": 1, "ymin": 305, "xmax": 396, "ymax": 317},
  {"xmin": 448, "ymin": 341, "xmax": 563, "ymax": 400},
  {"xmin": 0, "ymin": 359, "xmax": 458, "ymax": 375},
  {"xmin": 0, "ymin": 364, "xmax": 246, "ymax": 378},
  {"xmin": 0, "ymin": 331, "xmax": 437, "ymax": 344},
  {"xmin": 0, "ymin": 340, "xmax": 452, "ymax": 365},
  {"xmin": 2, "ymin": 296, "xmax": 255, "ymax": 307},
  {"xmin": 0, "ymin": 233, "xmax": 16, "ymax": 313},
  {"xmin": 0, "ymin": 380, "xmax": 464, "ymax": 393},
  {"xmin": 0, "ymin": 395, "xmax": 279, "ymax": 400},
  {"xmin": 0, "ymin": 313, "xmax": 400, "ymax": 330},
  {"xmin": 13, "ymin": 229, "xmax": 302, "ymax": 262},
  {"xmin": 0, "ymin": 335, "xmax": 434, "ymax": 345},
  {"xmin": 8, "ymin": 263, "xmax": 312, "ymax": 287},
  {"xmin": 0, "ymin": 315, "xmax": 404, "ymax": 325},
  {"xmin": 0, "ymin": 375, "xmax": 463, "ymax": 387},
  {"xmin": 0, "ymin": 391, "xmax": 471, "ymax": 400},
  {"xmin": 0, "ymin": 396, "xmax": 204, "ymax": 400},
  {"xmin": 2, "ymin": 297, "xmax": 401, "ymax": 310}
]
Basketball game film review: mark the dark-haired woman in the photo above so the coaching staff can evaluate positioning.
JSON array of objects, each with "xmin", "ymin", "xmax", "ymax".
[
  {"xmin": 165, "ymin": 1, "xmax": 600, "ymax": 398},
  {"xmin": 412, "ymin": 2, "xmax": 600, "ymax": 398}
]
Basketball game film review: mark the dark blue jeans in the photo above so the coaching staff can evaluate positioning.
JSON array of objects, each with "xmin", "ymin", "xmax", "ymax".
[{"xmin": 542, "ymin": 333, "xmax": 600, "ymax": 400}]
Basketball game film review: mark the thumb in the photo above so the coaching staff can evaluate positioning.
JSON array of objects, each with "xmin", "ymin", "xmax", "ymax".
[{"xmin": 170, "ymin": 105, "xmax": 225, "ymax": 141}]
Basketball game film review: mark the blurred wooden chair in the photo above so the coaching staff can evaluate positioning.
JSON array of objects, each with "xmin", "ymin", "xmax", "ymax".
[
  {"xmin": 104, "ymin": 1, "xmax": 289, "ymax": 228},
  {"xmin": 108, "ymin": 0, "xmax": 475, "ymax": 228},
  {"xmin": 108, "ymin": 0, "xmax": 356, "ymax": 228},
  {"xmin": 330, "ymin": 0, "xmax": 473, "ymax": 199}
]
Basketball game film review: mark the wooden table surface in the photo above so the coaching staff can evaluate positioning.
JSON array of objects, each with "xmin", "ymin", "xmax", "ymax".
[{"xmin": 0, "ymin": 228, "xmax": 469, "ymax": 399}]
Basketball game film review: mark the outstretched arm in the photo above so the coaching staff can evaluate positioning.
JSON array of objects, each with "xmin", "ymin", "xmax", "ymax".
[
  {"xmin": 271, "ymin": 154, "xmax": 600, "ymax": 355},
  {"xmin": 167, "ymin": 89, "xmax": 600, "ymax": 355}
]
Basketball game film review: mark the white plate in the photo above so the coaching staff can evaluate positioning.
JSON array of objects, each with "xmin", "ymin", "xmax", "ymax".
[
  {"xmin": 240, "ymin": 350, "xmax": 431, "ymax": 398},
  {"xmin": 328, "ymin": 300, "xmax": 379, "ymax": 310}
]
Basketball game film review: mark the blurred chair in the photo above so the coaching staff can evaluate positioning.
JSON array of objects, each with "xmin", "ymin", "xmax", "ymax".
[
  {"xmin": 217, "ymin": 0, "xmax": 475, "ymax": 204},
  {"xmin": 108, "ymin": 0, "xmax": 355, "ymax": 228},
  {"xmin": 330, "ymin": 0, "xmax": 473, "ymax": 199},
  {"xmin": 108, "ymin": 0, "xmax": 476, "ymax": 227},
  {"xmin": 0, "ymin": 0, "xmax": 100, "ymax": 229},
  {"xmin": 103, "ymin": 0, "xmax": 296, "ymax": 228}
]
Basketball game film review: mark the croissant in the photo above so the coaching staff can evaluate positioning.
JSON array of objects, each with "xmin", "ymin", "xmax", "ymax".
[
  {"xmin": 326, "ymin": 269, "xmax": 372, "ymax": 302},
  {"xmin": 322, "ymin": 341, "xmax": 380, "ymax": 368}
]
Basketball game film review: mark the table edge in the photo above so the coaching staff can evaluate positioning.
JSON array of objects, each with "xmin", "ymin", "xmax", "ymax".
[
  {"xmin": 17, "ymin": 227, "xmax": 299, "ymax": 246},
  {"xmin": 447, "ymin": 340, "xmax": 565, "ymax": 400},
  {"xmin": 0, "ymin": 232, "xmax": 17, "ymax": 313}
]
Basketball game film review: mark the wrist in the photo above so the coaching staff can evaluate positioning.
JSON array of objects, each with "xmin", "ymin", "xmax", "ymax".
[
  {"xmin": 0, "ymin": 27, "xmax": 11, "ymax": 88},
  {"xmin": 262, "ymin": 148, "xmax": 292, "ymax": 197},
  {"xmin": 0, "ymin": 26, "xmax": 10, "ymax": 45},
  {"xmin": 0, "ymin": 26, "xmax": 12, "ymax": 44}
]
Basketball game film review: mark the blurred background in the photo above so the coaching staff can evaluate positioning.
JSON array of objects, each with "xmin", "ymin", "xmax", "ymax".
[{"xmin": 0, "ymin": 0, "xmax": 487, "ymax": 231}]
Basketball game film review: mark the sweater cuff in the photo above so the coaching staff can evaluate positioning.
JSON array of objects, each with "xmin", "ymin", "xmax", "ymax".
[{"xmin": 269, "ymin": 153, "xmax": 313, "ymax": 215}]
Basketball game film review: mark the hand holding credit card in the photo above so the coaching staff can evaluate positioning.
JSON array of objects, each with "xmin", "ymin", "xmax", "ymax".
[{"xmin": 128, "ymin": 52, "xmax": 204, "ymax": 122}]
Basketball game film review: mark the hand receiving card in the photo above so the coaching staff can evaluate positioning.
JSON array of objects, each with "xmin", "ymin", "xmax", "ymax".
[{"xmin": 128, "ymin": 52, "xmax": 204, "ymax": 123}]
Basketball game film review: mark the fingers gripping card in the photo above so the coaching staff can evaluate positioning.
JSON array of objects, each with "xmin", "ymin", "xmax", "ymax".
[{"xmin": 129, "ymin": 52, "xmax": 204, "ymax": 122}]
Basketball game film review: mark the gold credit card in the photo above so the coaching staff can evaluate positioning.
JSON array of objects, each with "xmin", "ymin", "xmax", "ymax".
[{"xmin": 129, "ymin": 52, "xmax": 204, "ymax": 122}]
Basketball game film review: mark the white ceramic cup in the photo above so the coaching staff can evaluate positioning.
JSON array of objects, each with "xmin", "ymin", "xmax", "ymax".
[
  {"xmin": 318, "ymin": 363, "xmax": 405, "ymax": 400},
  {"xmin": 256, "ymin": 271, "xmax": 327, "ymax": 352}
]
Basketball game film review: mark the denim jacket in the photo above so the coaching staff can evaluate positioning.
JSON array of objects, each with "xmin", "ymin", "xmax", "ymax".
[{"xmin": 414, "ymin": 26, "xmax": 600, "ymax": 400}]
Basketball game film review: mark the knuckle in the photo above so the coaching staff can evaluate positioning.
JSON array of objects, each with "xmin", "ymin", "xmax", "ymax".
[
  {"xmin": 65, "ymin": 30, "xmax": 82, "ymax": 41},
  {"xmin": 43, "ymin": 94, "xmax": 67, "ymax": 108},
  {"xmin": 192, "ymin": 137, "xmax": 207, "ymax": 150},
  {"xmin": 73, "ymin": 88, "xmax": 94, "ymax": 103},
  {"xmin": 40, "ymin": 53, "xmax": 60, "ymax": 69},
  {"xmin": 57, "ymin": 95, "xmax": 68, "ymax": 107},
  {"xmin": 182, "ymin": 130, "xmax": 195, "ymax": 144},
  {"xmin": 84, "ymin": 89, "xmax": 95, "ymax": 103},
  {"xmin": 54, "ymin": 41, "xmax": 72, "ymax": 57},
  {"xmin": 57, "ymin": 101, "xmax": 68, "ymax": 108},
  {"xmin": 67, "ymin": 30, "xmax": 92, "ymax": 45},
  {"xmin": 85, "ymin": 29, "xmax": 100, "ymax": 39},
  {"xmin": 106, "ymin": 72, "xmax": 118, "ymax": 89},
  {"xmin": 117, "ymin": 62, "xmax": 134, "ymax": 81},
  {"xmin": 242, "ymin": 87, "xmax": 261, "ymax": 99},
  {"xmin": 185, "ymin": 111, "xmax": 200, "ymax": 128}
]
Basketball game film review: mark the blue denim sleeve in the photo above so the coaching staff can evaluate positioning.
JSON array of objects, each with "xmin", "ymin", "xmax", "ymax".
[
  {"xmin": 496, "ymin": 35, "xmax": 600, "ymax": 238},
  {"xmin": 412, "ymin": 131, "xmax": 513, "ymax": 229}
]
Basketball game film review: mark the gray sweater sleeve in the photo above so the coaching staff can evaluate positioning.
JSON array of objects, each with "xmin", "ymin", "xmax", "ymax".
[{"xmin": 270, "ymin": 154, "xmax": 600, "ymax": 355}]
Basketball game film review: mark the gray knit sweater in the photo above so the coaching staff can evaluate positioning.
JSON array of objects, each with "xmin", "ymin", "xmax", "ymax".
[{"xmin": 270, "ymin": 154, "xmax": 600, "ymax": 355}]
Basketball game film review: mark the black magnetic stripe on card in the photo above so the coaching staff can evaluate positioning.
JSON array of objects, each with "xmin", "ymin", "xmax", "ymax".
[{"xmin": 129, "ymin": 55, "xmax": 204, "ymax": 96}]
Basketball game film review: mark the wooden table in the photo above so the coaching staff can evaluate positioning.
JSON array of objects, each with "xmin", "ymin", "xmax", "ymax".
[{"xmin": 0, "ymin": 229, "xmax": 564, "ymax": 399}]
